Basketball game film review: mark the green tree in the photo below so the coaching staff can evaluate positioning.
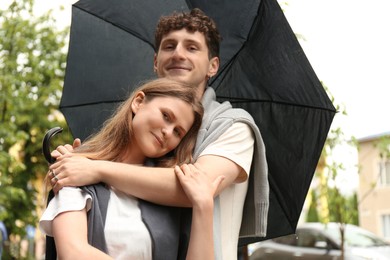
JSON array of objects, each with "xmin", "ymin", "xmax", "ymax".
[
  {"xmin": 306, "ymin": 85, "xmax": 359, "ymax": 260},
  {"xmin": 306, "ymin": 189, "xmax": 320, "ymax": 222},
  {"xmin": 374, "ymin": 135, "xmax": 390, "ymax": 160},
  {"xmin": 307, "ymin": 87, "xmax": 359, "ymax": 221},
  {"xmin": 0, "ymin": 0, "xmax": 72, "ymax": 257}
]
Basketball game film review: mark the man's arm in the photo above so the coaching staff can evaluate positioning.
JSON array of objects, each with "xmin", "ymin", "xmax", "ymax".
[
  {"xmin": 50, "ymin": 154, "xmax": 242, "ymax": 207},
  {"xmin": 50, "ymin": 122, "xmax": 252, "ymax": 207}
]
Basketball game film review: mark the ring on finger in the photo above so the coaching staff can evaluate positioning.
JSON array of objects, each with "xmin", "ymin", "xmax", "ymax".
[
  {"xmin": 53, "ymin": 176, "xmax": 59, "ymax": 182},
  {"xmin": 50, "ymin": 169, "xmax": 56, "ymax": 178}
]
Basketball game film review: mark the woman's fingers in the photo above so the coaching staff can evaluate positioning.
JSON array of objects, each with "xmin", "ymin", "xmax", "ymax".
[
  {"xmin": 212, "ymin": 175, "xmax": 225, "ymax": 193},
  {"xmin": 175, "ymin": 164, "xmax": 224, "ymax": 205}
]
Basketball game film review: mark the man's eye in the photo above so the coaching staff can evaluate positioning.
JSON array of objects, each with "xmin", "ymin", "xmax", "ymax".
[{"xmin": 163, "ymin": 44, "xmax": 174, "ymax": 50}]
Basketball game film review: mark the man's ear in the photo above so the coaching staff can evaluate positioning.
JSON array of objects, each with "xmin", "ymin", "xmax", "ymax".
[
  {"xmin": 208, "ymin": 57, "xmax": 220, "ymax": 77},
  {"xmin": 153, "ymin": 53, "xmax": 158, "ymax": 73},
  {"xmin": 131, "ymin": 91, "xmax": 146, "ymax": 113}
]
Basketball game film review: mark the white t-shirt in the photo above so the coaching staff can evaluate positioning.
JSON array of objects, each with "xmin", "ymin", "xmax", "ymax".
[
  {"xmin": 39, "ymin": 187, "xmax": 152, "ymax": 259},
  {"xmin": 199, "ymin": 122, "xmax": 254, "ymax": 260}
]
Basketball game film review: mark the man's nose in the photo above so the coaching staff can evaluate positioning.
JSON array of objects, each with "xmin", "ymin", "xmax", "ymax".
[{"xmin": 172, "ymin": 45, "xmax": 185, "ymax": 60}]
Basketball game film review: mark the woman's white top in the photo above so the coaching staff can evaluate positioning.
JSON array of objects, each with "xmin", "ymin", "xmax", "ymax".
[{"xmin": 39, "ymin": 187, "xmax": 152, "ymax": 259}]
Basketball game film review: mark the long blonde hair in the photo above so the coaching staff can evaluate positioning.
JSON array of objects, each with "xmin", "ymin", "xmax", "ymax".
[{"xmin": 74, "ymin": 78, "xmax": 203, "ymax": 167}]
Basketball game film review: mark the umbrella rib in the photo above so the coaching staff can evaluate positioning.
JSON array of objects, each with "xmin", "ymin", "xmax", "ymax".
[
  {"xmin": 59, "ymin": 100, "xmax": 124, "ymax": 109},
  {"xmin": 217, "ymin": 97, "xmax": 337, "ymax": 113}
]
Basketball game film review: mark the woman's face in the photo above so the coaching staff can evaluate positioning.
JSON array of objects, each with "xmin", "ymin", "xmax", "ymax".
[{"xmin": 131, "ymin": 94, "xmax": 195, "ymax": 159}]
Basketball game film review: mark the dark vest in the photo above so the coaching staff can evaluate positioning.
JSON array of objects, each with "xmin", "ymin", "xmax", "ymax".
[{"xmin": 45, "ymin": 184, "xmax": 190, "ymax": 260}]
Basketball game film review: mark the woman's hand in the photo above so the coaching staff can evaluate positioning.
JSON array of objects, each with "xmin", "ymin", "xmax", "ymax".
[
  {"xmin": 174, "ymin": 164, "xmax": 224, "ymax": 209},
  {"xmin": 174, "ymin": 164, "xmax": 224, "ymax": 260}
]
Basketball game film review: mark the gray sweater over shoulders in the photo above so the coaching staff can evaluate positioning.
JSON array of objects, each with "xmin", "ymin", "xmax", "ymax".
[{"xmin": 195, "ymin": 87, "xmax": 269, "ymax": 239}]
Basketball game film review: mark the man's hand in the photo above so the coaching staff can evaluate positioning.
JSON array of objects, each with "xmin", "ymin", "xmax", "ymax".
[
  {"xmin": 46, "ymin": 138, "xmax": 85, "ymax": 192},
  {"xmin": 50, "ymin": 138, "xmax": 81, "ymax": 159}
]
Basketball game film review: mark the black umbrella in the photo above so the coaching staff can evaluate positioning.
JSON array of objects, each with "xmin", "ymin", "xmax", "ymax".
[{"xmin": 60, "ymin": 0, "xmax": 336, "ymax": 245}]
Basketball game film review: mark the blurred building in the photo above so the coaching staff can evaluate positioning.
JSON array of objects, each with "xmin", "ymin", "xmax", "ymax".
[{"xmin": 357, "ymin": 131, "xmax": 390, "ymax": 241}]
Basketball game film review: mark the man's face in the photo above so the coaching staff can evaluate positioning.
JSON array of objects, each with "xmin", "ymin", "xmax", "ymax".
[{"xmin": 154, "ymin": 29, "xmax": 219, "ymax": 94}]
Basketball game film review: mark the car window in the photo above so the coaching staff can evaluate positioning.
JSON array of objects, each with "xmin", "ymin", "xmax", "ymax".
[
  {"xmin": 273, "ymin": 234, "xmax": 297, "ymax": 246},
  {"xmin": 323, "ymin": 225, "xmax": 390, "ymax": 247}
]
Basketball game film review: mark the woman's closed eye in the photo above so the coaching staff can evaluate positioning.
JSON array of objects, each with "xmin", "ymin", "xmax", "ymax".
[
  {"xmin": 162, "ymin": 110, "xmax": 185, "ymax": 138},
  {"xmin": 162, "ymin": 112, "xmax": 171, "ymax": 122},
  {"xmin": 174, "ymin": 128, "xmax": 182, "ymax": 138}
]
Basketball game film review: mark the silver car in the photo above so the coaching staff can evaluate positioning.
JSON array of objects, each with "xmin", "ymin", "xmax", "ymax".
[{"xmin": 248, "ymin": 222, "xmax": 390, "ymax": 260}]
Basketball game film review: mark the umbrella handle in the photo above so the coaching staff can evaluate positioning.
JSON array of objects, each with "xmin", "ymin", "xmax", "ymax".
[{"xmin": 42, "ymin": 127, "xmax": 63, "ymax": 164}]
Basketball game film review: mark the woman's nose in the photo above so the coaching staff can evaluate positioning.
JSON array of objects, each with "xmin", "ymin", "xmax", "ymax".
[{"xmin": 162, "ymin": 126, "xmax": 174, "ymax": 138}]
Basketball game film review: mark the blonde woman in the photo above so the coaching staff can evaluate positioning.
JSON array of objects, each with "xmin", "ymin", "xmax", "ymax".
[{"xmin": 40, "ymin": 78, "xmax": 222, "ymax": 259}]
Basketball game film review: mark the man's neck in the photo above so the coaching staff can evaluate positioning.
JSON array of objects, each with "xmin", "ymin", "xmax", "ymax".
[{"xmin": 196, "ymin": 84, "xmax": 207, "ymax": 100}]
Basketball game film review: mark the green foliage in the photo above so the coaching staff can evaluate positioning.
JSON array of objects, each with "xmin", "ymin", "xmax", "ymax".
[
  {"xmin": 0, "ymin": 0, "xmax": 72, "ymax": 239},
  {"xmin": 327, "ymin": 188, "xmax": 359, "ymax": 225},
  {"xmin": 306, "ymin": 190, "xmax": 320, "ymax": 222},
  {"xmin": 316, "ymin": 83, "xmax": 359, "ymax": 224},
  {"xmin": 322, "ymin": 127, "xmax": 359, "ymax": 226},
  {"xmin": 307, "ymin": 83, "xmax": 359, "ymax": 259},
  {"xmin": 374, "ymin": 135, "xmax": 390, "ymax": 159}
]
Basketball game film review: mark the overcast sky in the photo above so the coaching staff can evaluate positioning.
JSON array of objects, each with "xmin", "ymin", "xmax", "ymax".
[{"xmin": 284, "ymin": 0, "xmax": 390, "ymax": 140}]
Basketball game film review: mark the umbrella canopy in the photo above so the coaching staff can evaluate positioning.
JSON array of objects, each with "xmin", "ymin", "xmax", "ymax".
[{"xmin": 60, "ymin": 0, "xmax": 336, "ymax": 245}]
